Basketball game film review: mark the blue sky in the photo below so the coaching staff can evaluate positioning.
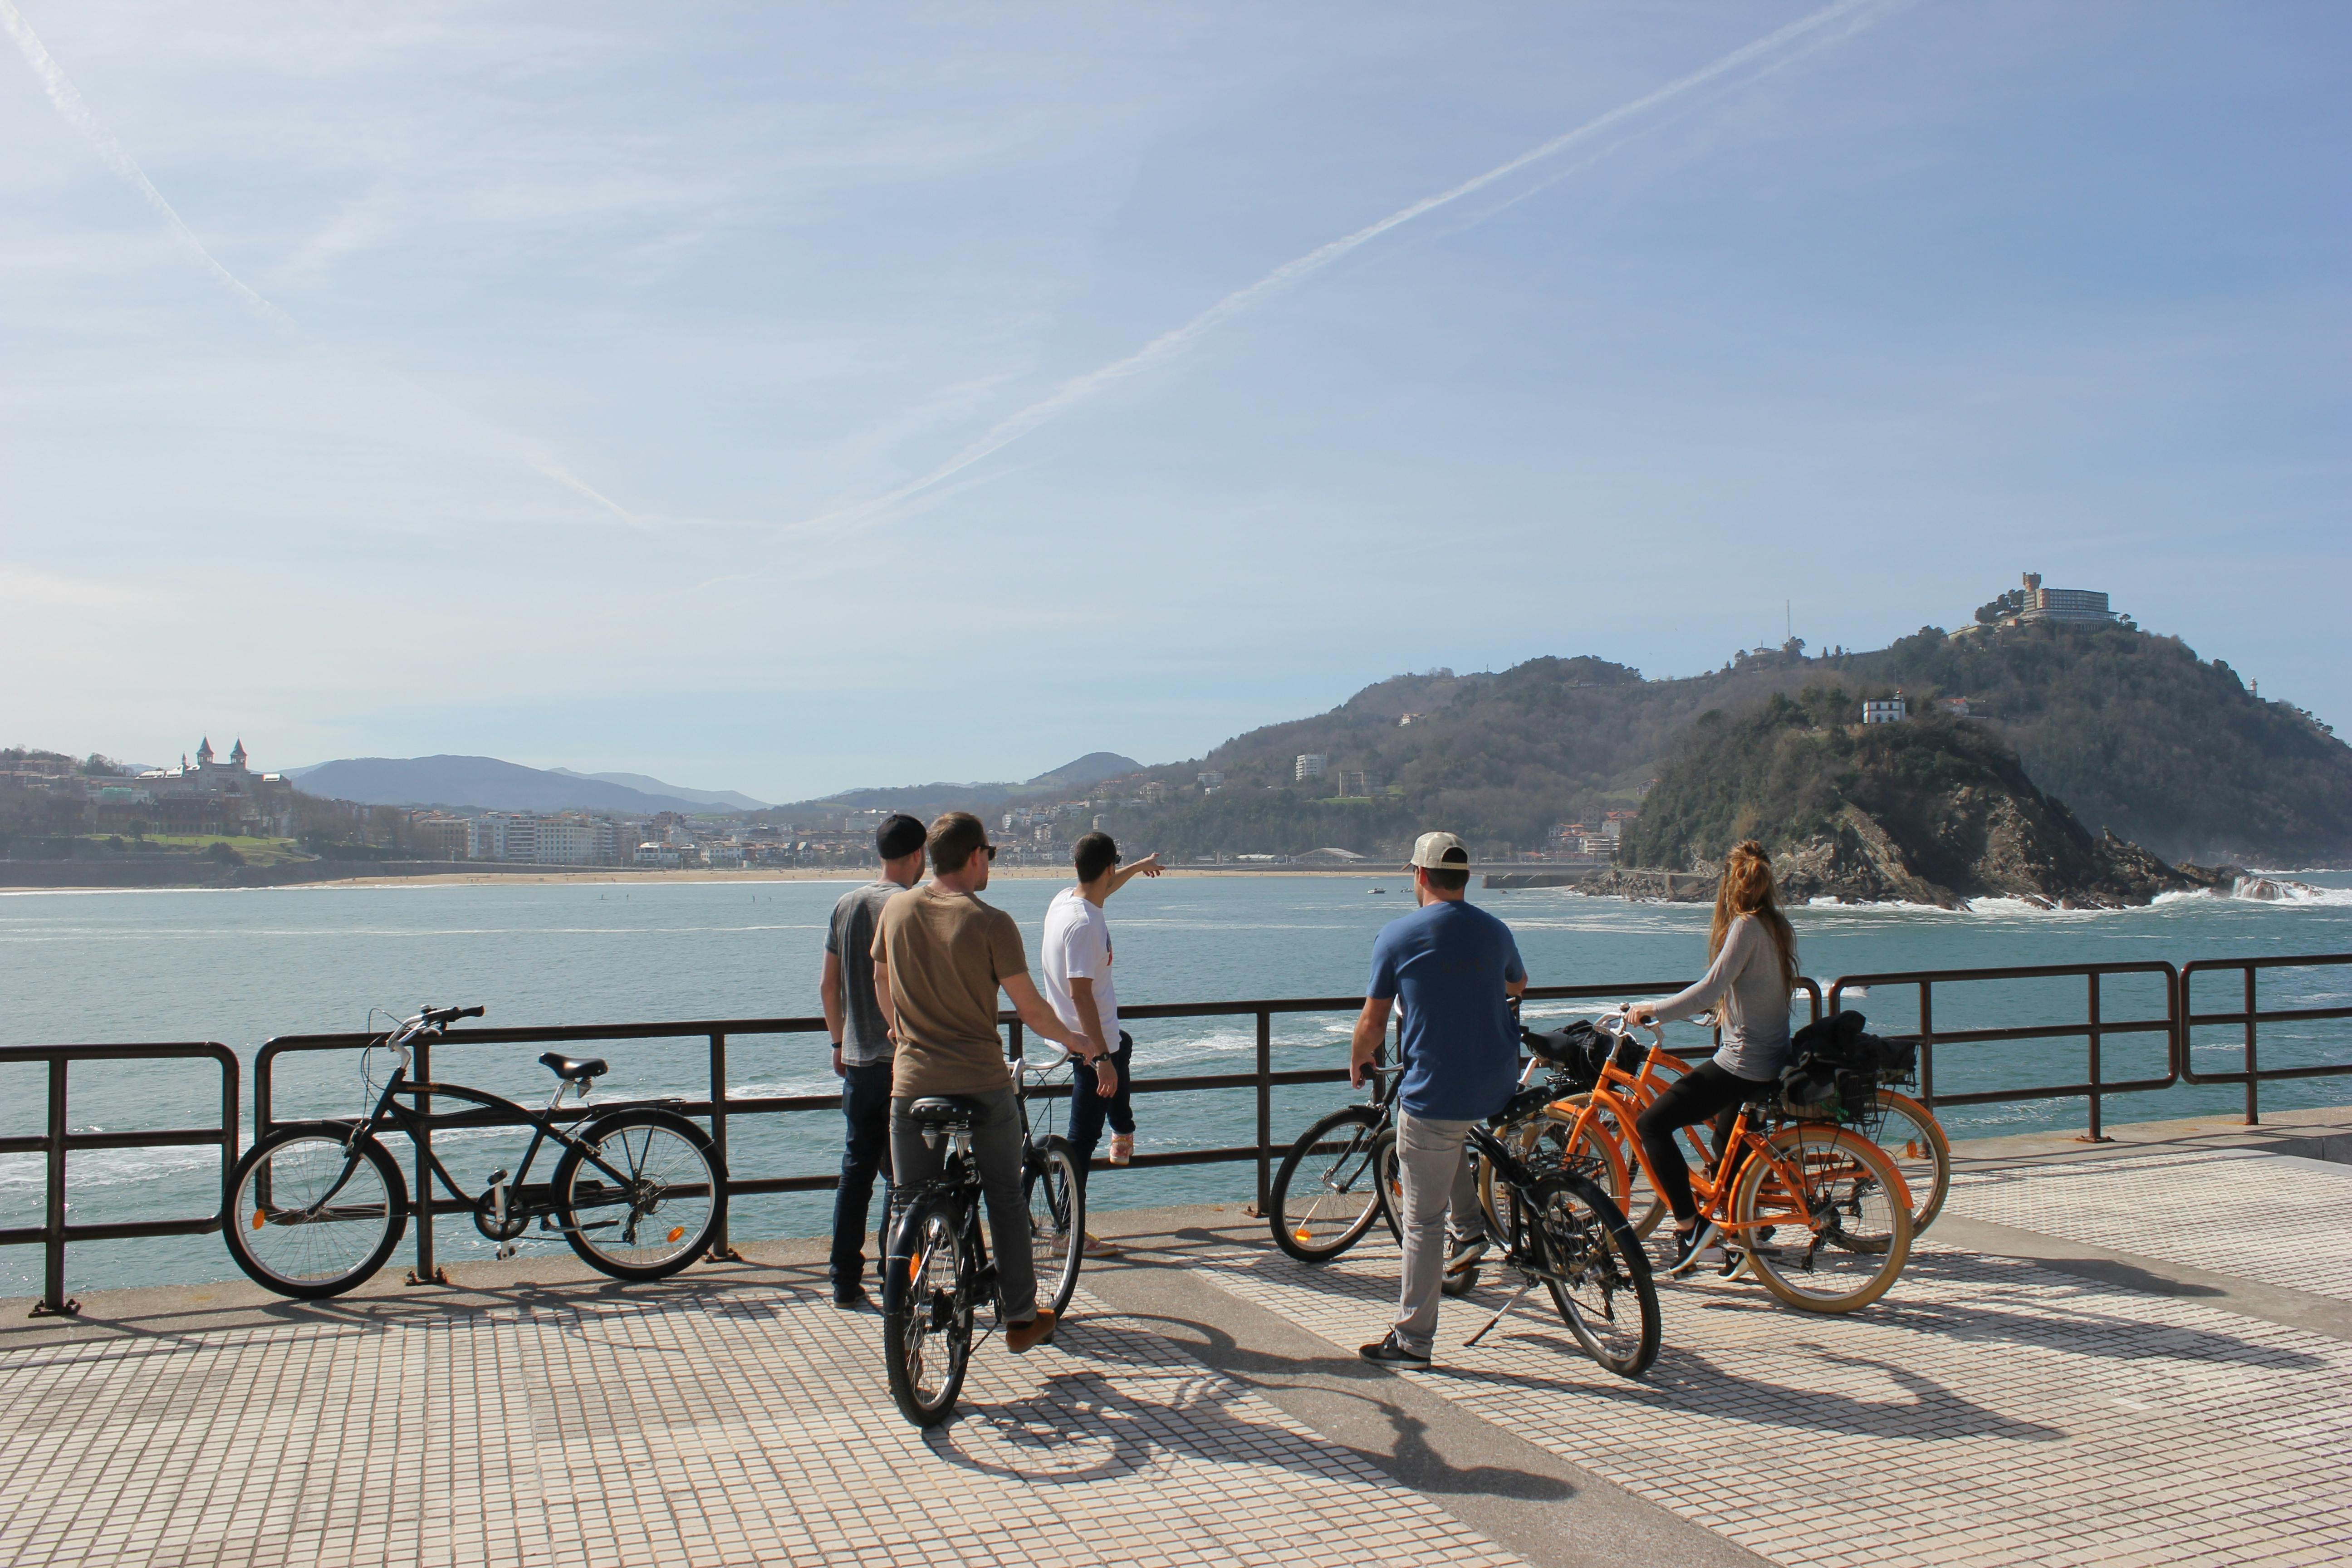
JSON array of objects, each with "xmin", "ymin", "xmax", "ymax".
[{"xmin": 3, "ymin": 1, "xmax": 2345, "ymax": 801}]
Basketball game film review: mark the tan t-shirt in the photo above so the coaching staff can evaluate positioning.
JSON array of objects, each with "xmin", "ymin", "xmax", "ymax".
[{"xmin": 872, "ymin": 884, "xmax": 1029, "ymax": 1098}]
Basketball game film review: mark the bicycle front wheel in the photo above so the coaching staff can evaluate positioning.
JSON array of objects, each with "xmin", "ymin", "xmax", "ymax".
[
  {"xmin": 225, "ymin": 1124, "xmax": 408, "ymax": 1299},
  {"xmin": 1026, "ymin": 1137, "xmax": 1086, "ymax": 1316},
  {"xmin": 1527, "ymin": 1172, "xmax": 1659, "ymax": 1377},
  {"xmin": 553, "ymin": 1109, "xmax": 725, "ymax": 1281},
  {"xmin": 1866, "ymin": 1092, "xmax": 1950, "ymax": 1235},
  {"xmin": 1269, "ymin": 1105, "xmax": 1387, "ymax": 1261},
  {"xmin": 884, "ymin": 1193, "xmax": 973, "ymax": 1428},
  {"xmin": 1484, "ymin": 1102, "xmax": 1632, "ymax": 1237},
  {"xmin": 1730, "ymin": 1124, "xmax": 1913, "ymax": 1314}
]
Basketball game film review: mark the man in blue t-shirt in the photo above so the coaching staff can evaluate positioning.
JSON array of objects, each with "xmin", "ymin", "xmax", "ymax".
[{"xmin": 1350, "ymin": 830, "xmax": 1527, "ymax": 1368}]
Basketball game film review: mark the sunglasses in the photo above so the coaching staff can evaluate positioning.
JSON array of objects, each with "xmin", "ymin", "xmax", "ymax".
[{"xmin": 982, "ymin": 844, "xmax": 998, "ymax": 861}]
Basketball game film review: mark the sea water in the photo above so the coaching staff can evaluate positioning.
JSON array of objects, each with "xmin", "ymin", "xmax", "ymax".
[{"xmin": 4, "ymin": 872, "xmax": 2348, "ymax": 1296}]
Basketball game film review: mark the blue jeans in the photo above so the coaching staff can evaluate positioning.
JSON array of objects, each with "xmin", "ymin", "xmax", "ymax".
[
  {"xmin": 829, "ymin": 1059, "xmax": 894, "ymax": 1286},
  {"xmin": 1064, "ymin": 1030, "xmax": 1135, "ymax": 1181}
]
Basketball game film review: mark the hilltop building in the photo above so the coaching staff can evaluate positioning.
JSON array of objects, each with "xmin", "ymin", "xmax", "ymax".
[
  {"xmin": 124, "ymin": 737, "xmax": 295, "ymax": 836},
  {"xmin": 1334, "ymin": 769, "xmax": 1374, "ymax": 799},
  {"xmin": 1294, "ymin": 754, "xmax": 1328, "ymax": 782},
  {"xmin": 1862, "ymin": 695, "xmax": 1910, "ymax": 725}
]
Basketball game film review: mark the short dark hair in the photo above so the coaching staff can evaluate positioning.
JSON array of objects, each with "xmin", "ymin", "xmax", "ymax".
[
  {"xmin": 927, "ymin": 811, "xmax": 988, "ymax": 875},
  {"xmin": 875, "ymin": 813, "xmax": 926, "ymax": 861},
  {"xmin": 1422, "ymin": 866, "xmax": 1470, "ymax": 893},
  {"xmin": 1073, "ymin": 831, "xmax": 1119, "ymax": 883}
]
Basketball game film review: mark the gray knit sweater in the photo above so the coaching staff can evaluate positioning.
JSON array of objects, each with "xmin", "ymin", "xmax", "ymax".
[{"xmin": 1646, "ymin": 914, "xmax": 1794, "ymax": 1081}]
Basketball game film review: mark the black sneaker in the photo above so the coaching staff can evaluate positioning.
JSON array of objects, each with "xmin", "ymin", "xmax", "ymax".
[
  {"xmin": 1667, "ymin": 1223, "xmax": 1725, "ymax": 1277},
  {"xmin": 1358, "ymin": 1333, "xmax": 1432, "ymax": 1369},
  {"xmin": 831, "ymin": 1282, "xmax": 870, "ymax": 1309}
]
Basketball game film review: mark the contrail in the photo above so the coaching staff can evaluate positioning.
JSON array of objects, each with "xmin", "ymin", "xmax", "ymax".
[
  {"xmin": 1, "ymin": 0, "xmax": 648, "ymax": 530},
  {"xmin": 789, "ymin": 0, "xmax": 1895, "ymax": 541},
  {"xmin": 0, "ymin": 0, "xmax": 291, "ymax": 329}
]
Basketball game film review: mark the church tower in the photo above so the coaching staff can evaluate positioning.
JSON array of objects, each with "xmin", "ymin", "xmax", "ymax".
[
  {"xmin": 196, "ymin": 737, "xmax": 215, "ymax": 768},
  {"xmin": 230, "ymin": 739, "xmax": 248, "ymax": 769}
]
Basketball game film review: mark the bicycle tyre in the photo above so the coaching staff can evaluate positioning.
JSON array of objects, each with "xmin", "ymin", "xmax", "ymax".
[
  {"xmin": 225, "ymin": 1122, "xmax": 408, "ymax": 1300},
  {"xmin": 1527, "ymin": 1172, "xmax": 1659, "ymax": 1378},
  {"xmin": 1026, "ymin": 1136, "xmax": 1086, "ymax": 1316},
  {"xmin": 1269, "ymin": 1105, "xmax": 1388, "ymax": 1262},
  {"xmin": 1868, "ymin": 1091, "xmax": 1951, "ymax": 1235},
  {"xmin": 883, "ymin": 1191, "xmax": 973, "ymax": 1428},
  {"xmin": 1483, "ymin": 1102, "xmax": 1632, "ymax": 1238},
  {"xmin": 552, "ymin": 1108, "xmax": 726, "ymax": 1281},
  {"xmin": 1730, "ymin": 1124, "xmax": 1912, "ymax": 1314}
]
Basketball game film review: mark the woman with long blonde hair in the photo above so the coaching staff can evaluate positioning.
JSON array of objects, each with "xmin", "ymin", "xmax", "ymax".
[{"xmin": 1628, "ymin": 841, "xmax": 1799, "ymax": 1273}]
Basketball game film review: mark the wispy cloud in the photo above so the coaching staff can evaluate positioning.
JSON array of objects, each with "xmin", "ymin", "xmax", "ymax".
[{"xmin": 775, "ymin": 0, "xmax": 1900, "ymax": 546}]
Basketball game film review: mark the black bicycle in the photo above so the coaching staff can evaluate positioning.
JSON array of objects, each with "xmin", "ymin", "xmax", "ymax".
[
  {"xmin": 1267, "ymin": 1061, "xmax": 1402, "ymax": 1263},
  {"xmin": 1455, "ymin": 1101, "xmax": 1661, "ymax": 1378},
  {"xmin": 882, "ymin": 1057, "xmax": 1086, "ymax": 1428},
  {"xmin": 224, "ymin": 1005, "xmax": 727, "ymax": 1300}
]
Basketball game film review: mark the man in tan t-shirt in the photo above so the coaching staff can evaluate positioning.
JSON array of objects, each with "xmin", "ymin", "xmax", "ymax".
[{"xmin": 871, "ymin": 811, "xmax": 1110, "ymax": 1352}]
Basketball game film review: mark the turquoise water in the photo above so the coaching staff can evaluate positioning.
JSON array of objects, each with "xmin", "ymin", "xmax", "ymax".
[{"xmin": 5, "ymin": 872, "xmax": 2349, "ymax": 1296}]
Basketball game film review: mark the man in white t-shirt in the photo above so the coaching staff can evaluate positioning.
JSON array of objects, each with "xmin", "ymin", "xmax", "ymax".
[{"xmin": 1040, "ymin": 833, "xmax": 1161, "ymax": 1239}]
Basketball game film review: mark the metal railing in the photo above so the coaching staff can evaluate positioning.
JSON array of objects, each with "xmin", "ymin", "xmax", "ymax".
[
  {"xmin": 1827, "ymin": 962, "xmax": 2178, "ymax": 1140},
  {"xmin": 0, "ymin": 1043, "xmax": 240, "ymax": 1317},
  {"xmin": 2179, "ymin": 953, "xmax": 2352, "ymax": 1124}
]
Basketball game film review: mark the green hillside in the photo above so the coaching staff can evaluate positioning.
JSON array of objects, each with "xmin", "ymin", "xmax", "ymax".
[{"xmin": 1100, "ymin": 620, "xmax": 2349, "ymax": 866}]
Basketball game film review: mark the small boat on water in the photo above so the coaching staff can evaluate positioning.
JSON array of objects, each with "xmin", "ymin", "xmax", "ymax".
[{"xmin": 1369, "ymin": 887, "xmax": 1387, "ymax": 894}]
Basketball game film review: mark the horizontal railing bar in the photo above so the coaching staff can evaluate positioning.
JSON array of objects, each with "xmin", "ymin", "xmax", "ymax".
[
  {"xmin": 2185, "ymin": 1006, "xmax": 2352, "ymax": 1027},
  {"xmin": 1890, "ymin": 1020, "xmax": 2173, "ymax": 1047},
  {"xmin": 1833, "ymin": 961, "xmax": 2179, "ymax": 985},
  {"xmin": 1928, "ymin": 1074, "xmax": 2178, "ymax": 1108},
  {"xmin": 2182, "ymin": 954, "xmax": 2352, "ymax": 975},
  {"xmin": 0, "ymin": 1043, "xmax": 239, "ymax": 1062},
  {"xmin": 62, "ymin": 1129, "xmax": 229, "ymax": 1152},
  {"xmin": 2169, "ymin": 1062, "xmax": 2352, "ymax": 1085}
]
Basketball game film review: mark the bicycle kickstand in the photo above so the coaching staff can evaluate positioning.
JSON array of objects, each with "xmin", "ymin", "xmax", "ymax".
[{"xmin": 1462, "ymin": 1279, "xmax": 1534, "ymax": 1349}]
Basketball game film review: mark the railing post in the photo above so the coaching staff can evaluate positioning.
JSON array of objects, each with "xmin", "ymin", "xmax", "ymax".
[
  {"xmin": 34, "ymin": 1056, "xmax": 76, "ymax": 1317},
  {"xmin": 1253, "ymin": 1009, "xmax": 1272, "ymax": 1216},
  {"xmin": 408, "ymin": 1035, "xmax": 439, "ymax": 1286},
  {"xmin": 706, "ymin": 1031, "xmax": 737, "ymax": 1261},
  {"xmin": 2243, "ymin": 965, "xmax": 2259, "ymax": 1126},
  {"xmin": 2080, "ymin": 970, "xmax": 2112, "ymax": 1143},
  {"xmin": 1916, "ymin": 981, "xmax": 1935, "ymax": 1110}
]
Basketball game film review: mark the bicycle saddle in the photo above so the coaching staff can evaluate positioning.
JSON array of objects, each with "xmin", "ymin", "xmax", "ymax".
[
  {"xmin": 906, "ymin": 1097, "xmax": 978, "ymax": 1129},
  {"xmin": 539, "ymin": 1052, "xmax": 610, "ymax": 1082}
]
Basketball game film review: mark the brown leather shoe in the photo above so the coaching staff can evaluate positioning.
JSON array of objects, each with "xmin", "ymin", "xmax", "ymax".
[{"xmin": 1006, "ymin": 1307, "xmax": 1058, "ymax": 1354}]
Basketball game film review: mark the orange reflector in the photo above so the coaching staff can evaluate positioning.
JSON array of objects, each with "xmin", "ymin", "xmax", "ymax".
[
  {"xmin": 1294, "ymin": 1228, "xmax": 1312, "ymax": 1244},
  {"xmin": 251, "ymin": 1210, "xmax": 265, "ymax": 1230},
  {"xmin": 667, "ymin": 1226, "xmax": 685, "ymax": 1243}
]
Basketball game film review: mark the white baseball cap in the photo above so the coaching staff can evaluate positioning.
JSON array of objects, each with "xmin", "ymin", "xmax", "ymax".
[{"xmin": 1405, "ymin": 831, "xmax": 1472, "ymax": 872}]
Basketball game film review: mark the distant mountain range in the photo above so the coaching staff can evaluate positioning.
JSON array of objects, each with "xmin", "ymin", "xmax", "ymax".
[
  {"xmin": 289, "ymin": 757, "xmax": 730, "ymax": 816},
  {"xmin": 284, "ymin": 750, "xmax": 1141, "ymax": 820}
]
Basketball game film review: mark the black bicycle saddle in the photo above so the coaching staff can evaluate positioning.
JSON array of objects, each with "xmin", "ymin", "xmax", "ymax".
[
  {"xmin": 539, "ymin": 1052, "xmax": 610, "ymax": 1082},
  {"xmin": 907, "ymin": 1097, "xmax": 979, "ymax": 1128}
]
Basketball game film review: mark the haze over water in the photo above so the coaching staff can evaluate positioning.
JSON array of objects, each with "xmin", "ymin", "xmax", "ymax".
[{"xmin": 5, "ymin": 873, "xmax": 2348, "ymax": 1297}]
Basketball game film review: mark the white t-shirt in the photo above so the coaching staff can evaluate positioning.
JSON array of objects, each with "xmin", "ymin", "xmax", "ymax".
[{"xmin": 1041, "ymin": 887, "xmax": 1117, "ymax": 1048}]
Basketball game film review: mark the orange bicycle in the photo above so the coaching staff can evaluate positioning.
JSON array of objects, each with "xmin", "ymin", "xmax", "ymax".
[{"xmin": 1490, "ymin": 1014, "xmax": 1914, "ymax": 1313}]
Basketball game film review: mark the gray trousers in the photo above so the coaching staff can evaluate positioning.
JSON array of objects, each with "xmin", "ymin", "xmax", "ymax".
[
  {"xmin": 1390, "ymin": 1113, "xmax": 1484, "ymax": 1355},
  {"xmin": 889, "ymin": 1088, "xmax": 1036, "ymax": 1323}
]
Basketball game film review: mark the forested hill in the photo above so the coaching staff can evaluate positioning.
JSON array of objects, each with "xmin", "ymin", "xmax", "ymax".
[{"xmin": 1106, "ymin": 620, "xmax": 2351, "ymax": 867}]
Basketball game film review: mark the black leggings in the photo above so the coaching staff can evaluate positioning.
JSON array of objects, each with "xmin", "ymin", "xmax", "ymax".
[{"xmin": 1634, "ymin": 1060, "xmax": 1775, "ymax": 1225}]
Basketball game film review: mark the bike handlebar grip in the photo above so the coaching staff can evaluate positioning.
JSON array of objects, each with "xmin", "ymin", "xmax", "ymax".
[{"xmin": 457, "ymin": 1005, "xmax": 485, "ymax": 1019}]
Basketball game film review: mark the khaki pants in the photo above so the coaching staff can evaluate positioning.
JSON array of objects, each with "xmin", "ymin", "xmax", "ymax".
[{"xmin": 1390, "ymin": 1113, "xmax": 1483, "ymax": 1355}]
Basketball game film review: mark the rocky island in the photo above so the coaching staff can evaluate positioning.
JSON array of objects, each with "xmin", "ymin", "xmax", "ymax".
[{"xmin": 1606, "ymin": 687, "xmax": 2237, "ymax": 909}]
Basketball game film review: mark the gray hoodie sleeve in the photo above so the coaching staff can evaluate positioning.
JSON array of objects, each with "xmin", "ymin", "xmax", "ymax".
[{"xmin": 1643, "ymin": 916, "xmax": 1792, "ymax": 1080}]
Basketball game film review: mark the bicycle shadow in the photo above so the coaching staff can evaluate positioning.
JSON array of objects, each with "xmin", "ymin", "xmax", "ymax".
[{"xmin": 925, "ymin": 1312, "xmax": 1575, "ymax": 1504}]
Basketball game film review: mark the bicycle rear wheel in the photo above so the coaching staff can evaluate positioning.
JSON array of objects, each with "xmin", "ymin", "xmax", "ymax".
[
  {"xmin": 1527, "ymin": 1173, "xmax": 1659, "ymax": 1377},
  {"xmin": 1026, "ymin": 1137, "xmax": 1086, "ymax": 1316},
  {"xmin": 225, "ymin": 1124, "xmax": 407, "ymax": 1300},
  {"xmin": 1730, "ymin": 1124, "xmax": 1912, "ymax": 1313},
  {"xmin": 1866, "ymin": 1092, "xmax": 1950, "ymax": 1235},
  {"xmin": 552, "ymin": 1108, "xmax": 725, "ymax": 1281},
  {"xmin": 1269, "ymin": 1106, "xmax": 1388, "ymax": 1261},
  {"xmin": 884, "ymin": 1193, "xmax": 974, "ymax": 1428},
  {"xmin": 1485, "ymin": 1102, "xmax": 1631, "ymax": 1236}
]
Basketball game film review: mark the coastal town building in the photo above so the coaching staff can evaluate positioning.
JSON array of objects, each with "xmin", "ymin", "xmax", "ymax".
[
  {"xmin": 2014, "ymin": 572, "xmax": 2118, "ymax": 625},
  {"xmin": 1294, "ymin": 754, "xmax": 1327, "ymax": 781},
  {"xmin": 1196, "ymin": 771, "xmax": 1223, "ymax": 791},
  {"xmin": 1862, "ymin": 696, "xmax": 1910, "ymax": 725},
  {"xmin": 119, "ymin": 737, "xmax": 296, "ymax": 837},
  {"xmin": 1334, "ymin": 769, "xmax": 1373, "ymax": 799}
]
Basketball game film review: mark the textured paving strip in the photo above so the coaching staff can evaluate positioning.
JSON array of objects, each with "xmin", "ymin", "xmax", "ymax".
[
  {"xmin": 1945, "ymin": 1148, "xmax": 2352, "ymax": 1303},
  {"xmin": 1187, "ymin": 1191, "xmax": 2352, "ymax": 1567},
  {"xmin": 0, "ymin": 1280, "xmax": 1522, "ymax": 1568}
]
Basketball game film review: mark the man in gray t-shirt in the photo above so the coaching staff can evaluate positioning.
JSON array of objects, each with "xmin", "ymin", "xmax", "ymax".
[{"xmin": 820, "ymin": 813, "xmax": 928, "ymax": 1305}]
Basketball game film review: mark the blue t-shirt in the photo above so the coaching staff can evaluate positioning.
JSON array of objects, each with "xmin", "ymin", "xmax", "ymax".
[{"xmin": 1367, "ymin": 899, "xmax": 1527, "ymax": 1122}]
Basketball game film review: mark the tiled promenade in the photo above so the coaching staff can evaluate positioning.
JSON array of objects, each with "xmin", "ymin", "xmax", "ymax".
[{"xmin": 4, "ymin": 1107, "xmax": 2350, "ymax": 1568}]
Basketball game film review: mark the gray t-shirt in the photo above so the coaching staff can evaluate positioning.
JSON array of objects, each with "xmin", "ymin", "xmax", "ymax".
[{"xmin": 826, "ymin": 880, "xmax": 904, "ymax": 1066}]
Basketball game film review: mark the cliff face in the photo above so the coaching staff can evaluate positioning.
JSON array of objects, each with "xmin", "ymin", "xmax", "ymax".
[{"xmin": 1617, "ymin": 688, "xmax": 2225, "ymax": 909}]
